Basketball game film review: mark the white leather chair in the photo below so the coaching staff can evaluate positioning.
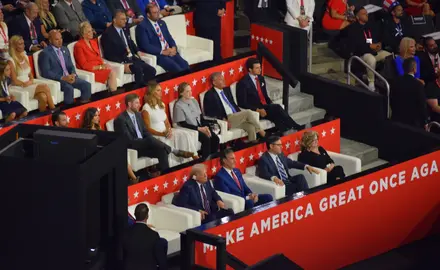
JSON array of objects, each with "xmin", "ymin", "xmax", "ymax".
[
  {"xmin": 129, "ymin": 26, "xmax": 166, "ymax": 75},
  {"xmin": 67, "ymin": 42, "xmax": 110, "ymax": 94},
  {"xmin": 128, "ymin": 201, "xmax": 195, "ymax": 255},
  {"xmin": 199, "ymin": 90, "xmax": 247, "ymax": 143},
  {"xmin": 97, "ymin": 36, "xmax": 135, "ymax": 87},
  {"xmin": 158, "ymin": 192, "xmax": 202, "ymax": 227},
  {"xmin": 162, "ymin": 14, "xmax": 213, "ymax": 65},
  {"xmin": 106, "ymin": 119, "xmax": 159, "ymax": 171},
  {"xmin": 244, "ymin": 166, "xmax": 286, "ymax": 200}
]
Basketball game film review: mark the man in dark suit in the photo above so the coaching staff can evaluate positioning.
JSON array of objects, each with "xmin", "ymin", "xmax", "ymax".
[
  {"xmin": 38, "ymin": 30, "xmax": 91, "ymax": 105},
  {"xmin": 214, "ymin": 148, "xmax": 273, "ymax": 210},
  {"xmin": 136, "ymin": 4, "xmax": 189, "ymax": 72},
  {"xmin": 101, "ymin": 10, "xmax": 156, "ymax": 87},
  {"xmin": 9, "ymin": 2, "xmax": 46, "ymax": 53},
  {"xmin": 173, "ymin": 164, "xmax": 234, "ymax": 224},
  {"xmin": 52, "ymin": 0, "xmax": 88, "ymax": 38},
  {"xmin": 390, "ymin": 57, "xmax": 429, "ymax": 129},
  {"xmin": 244, "ymin": 0, "xmax": 279, "ymax": 24},
  {"xmin": 203, "ymin": 72, "xmax": 265, "ymax": 142},
  {"xmin": 106, "ymin": 0, "xmax": 144, "ymax": 25},
  {"xmin": 257, "ymin": 136, "xmax": 319, "ymax": 196},
  {"xmin": 419, "ymin": 36, "xmax": 439, "ymax": 85},
  {"xmin": 123, "ymin": 203, "xmax": 167, "ymax": 270},
  {"xmin": 194, "ymin": 0, "xmax": 225, "ymax": 62},
  {"xmin": 237, "ymin": 58, "xmax": 302, "ymax": 132},
  {"xmin": 114, "ymin": 93, "xmax": 193, "ymax": 171}
]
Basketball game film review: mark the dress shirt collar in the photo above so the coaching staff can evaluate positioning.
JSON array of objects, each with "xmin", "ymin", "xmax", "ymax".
[
  {"xmin": 223, "ymin": 167, "xmax": 234, "ymax": 175},
  {"xmin": 51, "ymin": 45, "xmax": 62, "ymax": 53},
  {"xmin": 135, "ymin": 221, "xmax": 148, "ymax": 226},
  {"xmin": 114, "ymin": 26, "xmax": 123, "ymax": 32},
  {"xmin": 214, "ymin": 87, "xmax": 223, "ymax": 94},
  {"xmin": 268, "ymin": 151, "xmax": 279, "ymax": 162},
  {"xmin": 64, "ymin": 0, "xmax": 73, "ymax": 6},
  {"xmin": 24, "ymin": 14, "xmax": 32, "ymax": 26},
  {"xmin": 127, "ymin": 110, "xmax": 135, "ymax": 118},
  {"xmin": 408, "ymin": 73, "xmax": 415, "ymax": 77},
  {"xmin": 148, "ymin": 18, "xmax": 159, "ymax": 26}
]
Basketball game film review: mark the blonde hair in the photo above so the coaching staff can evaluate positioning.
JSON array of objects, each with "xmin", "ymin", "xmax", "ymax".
[
  {"xmin": 399, "ymin": 37, "xmax": 416, "ymax": 59},
  {"xmin": 9, "ymin": 35, "xmax": 29, "ymax": 72},
  {"xmin": 35, "ymin": 0, "xmax": 57, "ymax": 29},
  {"xmin": 177, "ymin": 82, "xmax": 190, "ymax": 99},
  {"xmin": 79, "ymin": 21, "xmax": 92, "ymax": 38},
  {"xmin": 144, "ymin": 81, "xmax": 165, "ymax": 109},
  {"xmin": 300, "ymin": 131, "xmax": 319, "ymax": 152}
]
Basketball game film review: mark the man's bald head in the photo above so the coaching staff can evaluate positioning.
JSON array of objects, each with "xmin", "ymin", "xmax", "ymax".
[
  {"xmin": 25, "ymin": 2, "xmax": 39, "ymax": 21},
  {"xmin": 48, "ymin": 30, "xmax": 63, "ymax": 48}
]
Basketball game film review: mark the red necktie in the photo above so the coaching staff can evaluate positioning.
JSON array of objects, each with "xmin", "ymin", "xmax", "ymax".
[
  {"xmin": 200, "ymin": 184, "xmax": 210, "ymax": 213},
  {"xmin": 231, "ymin": 171, "xmax": 242, "ymax": 190},
  {"xmin": 121, "ymin": 0, "xmax": 129, "ymax": 10},
  {"xmin": 255, "ymin": 76, "xmax": 267, "ymax": 105}
]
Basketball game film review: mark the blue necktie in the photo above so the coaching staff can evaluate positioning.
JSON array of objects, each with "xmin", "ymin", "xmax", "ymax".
[
  {"xmin": 276, "ymin": 156, "xmax": 288, "ymax": 182},
  {"xmin": 220, "ymin": 91, "xmax": 237, "ymax": 114},
  {"xmin": 131, "ymin": 114, "xmax": 143, "ymax": 139}
]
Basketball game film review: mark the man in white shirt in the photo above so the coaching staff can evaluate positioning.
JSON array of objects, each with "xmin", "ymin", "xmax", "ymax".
[{"xmin": 203, "ymin": 72, "xmax": 266, "ymax": 142}]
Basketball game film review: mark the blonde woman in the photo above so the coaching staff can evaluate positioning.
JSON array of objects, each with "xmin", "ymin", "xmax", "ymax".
[
  {"xmin": 395, "ymin": 37, "xmax": 421, "ymax": 79},
  {"xmin": 298, "ymin": 131, "xmax": 345, "ymax": 184},
  {"xmin": 142, "ymin": 81, "xmax": 198, "ymax": 166},
  {"xmin": 35, "ymin": 0, "xmax": 74, "ymax": 43},
  {"xmin": 8, "ymin": 35, "xmax": 55, "ymax": 112}
]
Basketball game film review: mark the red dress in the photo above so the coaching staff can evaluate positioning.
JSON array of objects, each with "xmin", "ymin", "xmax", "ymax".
[
  {"xmin": 405, "ymin": 0, "xmax": 429, "ymax": 16},
  {"xmin": 73, "ymin": 39, "xmax": 111, "ymax": 84},
  {"xmin": 322, "ymin": 0, "xmax": 347, "ymax": 30}
]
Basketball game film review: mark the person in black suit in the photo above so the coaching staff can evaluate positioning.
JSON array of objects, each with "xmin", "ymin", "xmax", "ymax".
[
  {"xmin": 382, "ymin": 2, "xmax": 408, "ymax": 54},
  {"xmin": 106, "ymin": 0, "xmax": 144, "ymax": 25},
  {"xmin": 101, "ymin": 10, "xmax": 156, "ymax": 87},
  {"xmin": 203, "ymin": 72, "xmax": 265, "ymax": 142},
  {"xmin": 244, "ymin": 0, "xmax": 279, "ymax": 24},
  {"xmin": 419, "ymin": 36, "xmax": 439, "ymax": 85},
  {"xmin": 257, "ymin": 136, "xmax": 319, "ymax": 196},
  {"xmin": 123, "ymin": 203, "xmax": 167, "ymax": 270},
  {"xmin": 194, "ymin": 0, "xmax": 225, "ymax": 62},
  {"xmin": 390, "ymin": 57, "xmax": 429, "ymax": 129},
  {"xmin": 9, "ymin": 2, "xmax": 47, "ymax": 53},
  {"xmin": 237, "ymin": 58, "xmax": 302, "ymax": 133},
  {"xmin": 114, "ymin": 93, "xmax": 194, "ymax": 171},
  {"xmin": 173, "ymin": 164, "xmax": 234, "ymax": 224}
]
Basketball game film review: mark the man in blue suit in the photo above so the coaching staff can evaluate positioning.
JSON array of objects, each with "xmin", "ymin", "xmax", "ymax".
[
  {"xmin": 173, "ymin": 164, "xmax": 233, "ymax": 224},
  {"xmin": 136, "ymin": 4, "xmax": 189, "ymax": 73},
  {"xmin": 137, "ymin": 0, "xmax": 174, "ymax": 17},
  {"xmin": 38, "ymin": 30, "xmax": 91, "ymax": 105},
  {"xmin": 257, "ymin": 136, "xmax": 320, "ymax": 196},
  {"xmin": 214, "ymin": 148, "xmax": 273, "ymax": 210}
]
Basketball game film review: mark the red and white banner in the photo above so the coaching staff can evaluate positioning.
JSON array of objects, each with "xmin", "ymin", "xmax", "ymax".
[
  {"xmin": 127, "ymin": 119, "xmax": 340, "ymax": 205},
  {"xmin": 194, "ymin": 150, "xmax": 440, "ymax": 269}
]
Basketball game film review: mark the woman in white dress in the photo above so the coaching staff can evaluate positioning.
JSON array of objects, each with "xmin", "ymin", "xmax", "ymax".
[
  {"xmin": 8, "ymin": 35, "xmax": 55, "ymax": 112},
  {"xmin": 0, "ymin": 10, "xmax": 9, "ymax": 59},
  {"xmin": 142, "ymin": 81, "xmax": 198, "ymax": 167}
]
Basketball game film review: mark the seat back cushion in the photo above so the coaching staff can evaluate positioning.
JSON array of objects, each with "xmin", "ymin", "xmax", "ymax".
[
  {"xmin": 161, "ymin": 192, "xmax": 176, "ymax": 204},
  {"xmin": 127, "ymin": 201, "xmax": 153, "ymax": 223},
  {"xmin": 33, "ymin": 50, "xmax": 42, "ymax": 78},
  {"xmin": 97, "ymin": 36, "xmax": 104, "ymax": 57},
  {"xmin": 199, "ymin": 90, "xmax": 207, "ymax": 112},
  {"xmin": 130, "ymin": 26, "xmax": 137, "ymax": 46},
  {"xmin": 245, "ymin": 166, "xmax": 257, "ymax": 176},
  {"xmin": 230, "ymin": 82, "xmax": 238, "ymax": 104},
  {"xmin": 162, "ymin": 14, "xmax": 187, "ymax": 48},
  {"xmin": 106, "ymin": 119, "xmax": 115, "ymax": 131},
  {"xmin": 289, "ymin": 152, "xmax": 299, "ymax": 160},
  {"xmin": 67, "ymin": 42, "xmax": 77, "ymax": 67},
  {"xmin": 169, "ymin": 99, "xmax": 176, "ymax": 123}
]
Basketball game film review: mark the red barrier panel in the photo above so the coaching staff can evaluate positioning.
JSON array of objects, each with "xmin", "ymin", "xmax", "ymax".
[
  {"xmin": 184, "ymin": 12, "xmax": 196, "ymax": 36},
  {"xmin": 221, "ymin": 0, "xmax": 235, "ymax": 59},
  {"xmin": 127, "ymin": 119, "xmax": 340, "ymax": 205},
  {"xmin": 194, "ymin": 150, "xmax": 440, "ymax": 269}
]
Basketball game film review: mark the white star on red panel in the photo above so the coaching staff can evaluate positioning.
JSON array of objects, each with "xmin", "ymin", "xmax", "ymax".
[
  {"xmin": 221, "ymin": 71, "xmax": 225, "ymax": 77},
  {"xmin": 44, "ymin": 122, "xmax": 50, "ymax": 126},
  {"xmin": 186, "ymin": 19, "xmax": 190, "ymax": 26},
  {"xmin": 256, "ymin": 36, "xmax": 260, "ymax": 41},
  {"xmin": 116, "ymin": 101, "xmax": 121, "ymax": 109},
  {"xmin": 173, "ymin": 178, "xmax": 179, "ymax": 186},
  {"xmin": 294, "ymin": 139, "xmax": 299, "ymax": 146},
  {"xmin": 330, "ymin": 127, "xmax": 335, "ymax": 134},
  {"xmin": 133, "ymin": 191, "xmax": 139, "ymax": 198},
  {"xmin": 66, "ymin": 116, "xmax": 71, "ymax": 123},
  {"xmin": 238, "ymin": 65, "xmax": 243, "ymax": 73},
  {"xmin": 211, "ymin": 166, "xmax": 217, "ymax": 173},
  {"xmin": 285, "ymin": 142, "xmax": 291, "ymax": 149},
  {"xmin": 192, "ymin": 78, "xmax": 198, "ymax": 86},
  {"xmin": 240, "ymin": 157, "xmax": 245, "ymax": 164},
  {"xmin": 75, "ymin": 113, "xmax": 81, "ymax": 121},
  {"xmin": 143, "ymin": 188, "xmax": 149, "ymax": 195},
  {"xmin": 106, "ymin": 104, "xmax": 111, "ymax": 112},
  {"xmin": 183, "ymin": 175, "xmax": 188, "ymax": 182},
  {"xmin": 153, "ymin": 185, "xmax": 159, "ymax": 192},
  {"xmin": 164, "ymin": 87, "xmax": 169, "ymax": 95},
  {"xmin": 265, "ymin": 38, "xmax": 268, "ymax": 43},
  {"xmin": 251, "ymin": 35, "xmax": 255, "ymax": 39},
  {"xmin": 269, "ymin": 40, "xmax": 273, "ymax": 44},
  {"xmin": 163, "ymin": 181, "xmax": 169, "ymax": 189},
  {"xmin": 249, "ymin": 154, "xmax": 254, "ymax": 161},
  {"xmin": 321, "ymin": 130, "xmax": 327, "ymax": 137},
  {"xmin": 229, "ymin": 68, "xmax": 234, "ymax": 75},
  {"xmin": 174, "ymin": 84, "xmax": 178, "ymax": 91},
  {"xmin": 201, "ymin": 76, "xmax": 207, "ymax": 83},
  {"xmin": 97, "ymin": 107, "xmax": 101, "ymax": 112},
  {"xmin": 258, "ymin": 151, "xmax": 263, "ymax": 157}
]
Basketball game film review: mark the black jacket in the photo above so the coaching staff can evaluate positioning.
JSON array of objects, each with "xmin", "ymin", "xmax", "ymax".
[
  {"xmin": 382, "ymin": 16, "xmax": 408, "ymax": 53},
  {"xmin": 101, "ymin": 25, "xmax": 139, "ymax": 64},
  {"xmin": 418, "ymin": 51, "xmax": 437, "ymax": 84},
  {"xmin": 203, "ymin": 87, "xmax": 240, "ymax": 120},
  {"xmin": 347, "ymin": 21, "xmax": 379, "ymax": 56},
  {"xmin": 236, "ymin": 74, "xmax": 272, "ymax": 111},
  {"xmin": 194, "ymin": 0, "xmax": 226, "ymax": 28}
]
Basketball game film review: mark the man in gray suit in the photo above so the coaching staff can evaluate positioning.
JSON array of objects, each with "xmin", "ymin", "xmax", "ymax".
[{"xmin": 52, "ymin": 0, "xmax": 88, "ymax": 38}]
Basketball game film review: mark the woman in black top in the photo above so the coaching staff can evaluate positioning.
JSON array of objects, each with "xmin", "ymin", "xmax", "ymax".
[{"xmin": 298, "ymin": 131, "xmax": 345, "ymax": 184}]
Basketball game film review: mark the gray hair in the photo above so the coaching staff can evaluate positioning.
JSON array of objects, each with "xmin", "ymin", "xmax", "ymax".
[
  {"xmin": 190, "ymin": 164, "xmax": 206, "ymax": 179},
  {"xmin": 26, "ymin": 2, "xmax": 38, "ymax": 11},
  {"xmin": 210, "ymin": 72, "xmax": 222, "ymax": 85}
]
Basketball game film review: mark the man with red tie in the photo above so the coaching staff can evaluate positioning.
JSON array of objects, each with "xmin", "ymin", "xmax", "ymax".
[
  {"xmin": 214, "ymin": 148, "xmax": 273, "ymax": 210},
  {"xmin": 237, "ymin": 58, "xmax": 303, "ymax": 133},
  {"xmin": 106, "ymin": 0, "xmax": 144, "ymax": 25}
]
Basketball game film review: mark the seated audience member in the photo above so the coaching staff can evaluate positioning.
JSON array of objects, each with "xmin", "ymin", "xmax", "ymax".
[
  {"xmin": 9, "ymin": 2, "xmax": 46, "ymax": 53},
  {"xmin": 214, "ymin": 148, "xmax": 273, "ymax": 210},
  {"xmin": 137, "ymin": 0, "xmax": 175, "ymax": 17},
  {"xmin": 141, "ymin": 81, "xmax": 198, "ymax": 165},
  {"xmin": 136, "ymin": 3, "xmax": 189, "ymax": 73},
  {"xmin": 426, "ymin": 80, "xmax": 440, "ymax": 123},
  {"xmin": 52, "ymin": 0, "xmax": 88, "ymax": 39},
  {"xmin": 348, "ymin": 7, "xmax": 391, "ymax": 91},
  {"xmin": 419, "ymin": 36, "xmax": 440, "ymax": 85},
  {"xmin": 174, "ymin": 82, "xmax": 220, "ymax": 159},
  {"xmin": 395, "ymin": 37, "xmax": 421, "ymax": 79},
  {"xmin": 74, "ymin": 22, "xmax": 117, "ymax": 93},
  {"xmin": 237, "ymin": 58, "xmax": 302, "ymax": 132},
  {"xmin": 173, "ymin": 164, "xmax": 234, "ymax": 224},
  {"xmin": 1, "ymin": 0, "xmax": 19, "ymax": 22},
  {"xmin": 106, "ymin": 0, "xmax": 144, "ymax": 26},
  {"xmin": 52, "ymin": 110, "xmax": 68, "ymax": 127},
  {"xmin": 0, "ymin": 10, "xmax": 9, "ymax": 59},
  {"xmin": 322, "ymin": 0, "xmax": 355, "ymax": 30},
  {"xmin": 257, "ymin": 136, "xmax": 319, "ymax": 195},
  {"xmin": 39, "ymin": 30, "xmax": 91, "ymax": 105},
  {"xmin": 0, "ymin": 61, "xmax": 27, "ymax": 122},
  {"xmin": 405, "ymin": 0, "xmax": 434, "ymax": 16},
  {"xmin": 203, "ymin": 72, "xmax": 265, "ymax": 142},
  {"xmin": 8, "ymin": 35, "xmax": 55, "ymax": 112},
  {"xmin": 101, "ymin": 10, "xmax": 156, "ymax": 88},
  {"xmin": 35, "ymin": 0, "xmax": 74, "ymax": 45},
  {"xmin": 82, "ymin": 0, "xmax": 113, "ymax": 35},
  {"xmin": 391, "ymin": 57, "xmax": 429, "ymax": 129},
  {"xmin": 284, "ymin": 0, "xmax": 315, "ymax": 32},
  {"xmin": 298, "ymin": 131, "xmax": 345, "ymax": 184},
  {"xmin": 382, "ymin": 1, "xmax": 407, "ymax": 53},
  {"xmin": 114, "ymin": 93, "xmax": 193, "ymax": 171},
  {"xmin": 123, "ymin": 203, "xmax": 167, "ymax": 270}
]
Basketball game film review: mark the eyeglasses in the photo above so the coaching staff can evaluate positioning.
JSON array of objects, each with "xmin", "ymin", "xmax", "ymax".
[{"xmin": 271, "ymin": 143, "xmax": 283, "ymax": 146}]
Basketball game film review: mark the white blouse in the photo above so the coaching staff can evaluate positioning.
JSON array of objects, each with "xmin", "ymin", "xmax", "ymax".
[{"xmin": 142, "ymin": 102, "xmax": 167, "ymax": 133}]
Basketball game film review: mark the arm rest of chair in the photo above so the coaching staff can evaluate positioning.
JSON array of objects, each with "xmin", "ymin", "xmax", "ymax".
[
  {"xmin": 244, "ymin": 175, "xmax": 285, "ymax": 200},
  {"xmin": 216, "ymin": 191, "xmax": 245, "ymax": 214},
  {"xmin": 204, "ymin": 117, "xmax": 228, "ymax": 137},
  {"xmin": 156, "ymin": 202, "xmax": 202, "ymax": 227},
  {"xmin": 127, "ymin": 149, "xmax": 139, "ymax": 165},
  {"xmin": 328, "ymin": 151, "xmax": 362, "ymax": 176},
  {"xmin": 187, "ymin": 35, "xmax": 214, "ymax": 53},
  {"xmin": 9, "ymin": 89, "xmax": 29, "ymax": 109},
  {"xmin": 273, "ymin": 99, "xmax": 285, "ymax": 109},
  {"xmin": 289, "ymin": 167, "xmax": 327, "ymax": 188},
  {"xmin": 140, "ymin": 53, "xmax": 156, "ymax": 67},
  {"xmin": 76, "ymin": 69, "xmax": 94, "ymax": 82},
  {"xmin": 151, "ymin": 205, "xmax": 194, "ymax": 232}
]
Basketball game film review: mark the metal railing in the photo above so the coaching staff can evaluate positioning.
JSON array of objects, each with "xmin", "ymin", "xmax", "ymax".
[
  {"xmin": 347, "ymin": 55, "xmax": 391, "ymax": 119},
  {"xmin": 308, "ymin": 24, "xmax": 313, "ymax": 73}
]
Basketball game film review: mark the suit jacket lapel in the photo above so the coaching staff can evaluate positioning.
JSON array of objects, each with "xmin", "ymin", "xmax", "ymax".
[
  {"xmin": 265, "ymin": 153, "xmax": 280, "ymax": 178},
  {"xmin": 124, "ymin": 111, "xmax": 137, "ymax": 137},
  {"xmin": 49, "ymin": 46, "xmax": 65, "ymax": 70},
  {"xmin": 195, "ymin": 182, "xmax": 205, "ymax": 210}
]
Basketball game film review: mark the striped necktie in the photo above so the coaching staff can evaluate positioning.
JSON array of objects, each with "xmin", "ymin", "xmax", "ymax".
[{"xmin": 276, "ymin": 156, "xmax": 288, "ymax": 182}]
